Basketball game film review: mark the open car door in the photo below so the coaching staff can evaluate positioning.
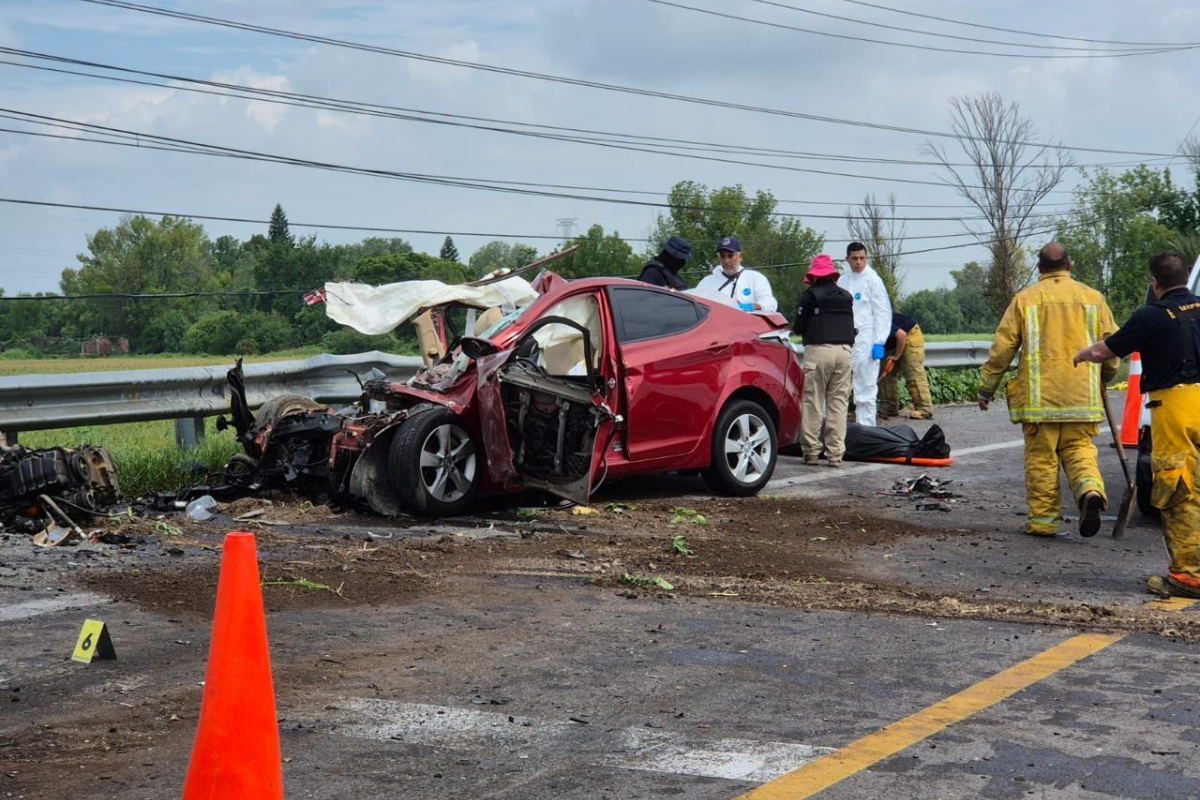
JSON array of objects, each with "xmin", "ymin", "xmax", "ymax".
[{"xmin": 477, "ymin": 292, "xmax": 617, "ymax": 505}]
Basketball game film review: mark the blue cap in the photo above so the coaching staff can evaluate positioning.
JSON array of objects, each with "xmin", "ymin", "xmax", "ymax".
[
  {"xmin": 717, "ymin": 235, "xmax": 742, "ymax": 253},
  {"xmin": 663, "ymin": 235, "xmax": 693, "ymax": 262}
]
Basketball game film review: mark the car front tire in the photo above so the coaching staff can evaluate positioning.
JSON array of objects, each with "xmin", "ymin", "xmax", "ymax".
[
  {"xmin": 703, "ymin": 399, "xmax": 777, "ymax": 496},
  {"xmin": 389, "ymin": 407, "xmax": 482, "ymax": 516}
]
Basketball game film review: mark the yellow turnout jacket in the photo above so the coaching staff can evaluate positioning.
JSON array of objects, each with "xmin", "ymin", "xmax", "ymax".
[{"xmin": 979, "ymin": 271, "xmax": 1119, "ymax": 423}]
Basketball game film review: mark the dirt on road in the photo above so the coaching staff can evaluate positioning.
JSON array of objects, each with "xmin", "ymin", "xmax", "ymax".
[{"xmin": 74, "ymin": 495, "xmax": 1200, "ymax": 640}]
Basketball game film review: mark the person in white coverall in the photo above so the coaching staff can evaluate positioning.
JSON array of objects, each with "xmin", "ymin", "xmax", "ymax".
[
  {"xmin": 693, "ymin": 235, "xmax": 778, "ymax": 312},
  {"xmin": 836, "ymin": 241, "xmax": 892, "ymax": 426}
]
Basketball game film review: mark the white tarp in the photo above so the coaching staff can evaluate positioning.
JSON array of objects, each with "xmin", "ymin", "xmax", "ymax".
[{"xmin": 323, "ymin": 277, "xmax": 539, "ymax": 336}]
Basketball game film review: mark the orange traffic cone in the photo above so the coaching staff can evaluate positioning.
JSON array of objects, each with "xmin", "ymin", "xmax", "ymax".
[
  {"xmin": 182, "ymin": 532, "xmax": 283, "ymax": 800},
  {"xmin": 1119, "ymin": 352, "xmax": 1143, "ymax": 447}
]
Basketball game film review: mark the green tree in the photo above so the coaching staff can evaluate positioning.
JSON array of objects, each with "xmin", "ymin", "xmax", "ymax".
[
  {"xmin": 468, "ymin": 241, "xmax": 539, "ymax": 276},
  {"xmin": 344, "ymin": 237, "xmax": 413, "ymax": 261},
  {"xmin": 349, "ymin": 252, "xmax": 471, "ymax": 285},
  {"xmin": 648, "ymin": 181, "xmax": 824, "ymax": 317},
  {"xmin": 900, "ymin": 289, "xmax": 964, "ymax": 335},
  {"xmin": 439, "ymin": 236, "xmax": 460, "ymax": 263},
  {"xmin": 556, "ymin": 224, "xmax": 642, "ymax": 279},
  {"xmin": 1055, "ymin": 167, "xmax": 1181, "ymax": 322},
  {"xmin": 254, "ymin": 234, "xmax": 344, "ymax": 317},
  {"xmin": 949, "ymin": 261, "xmax": 997, "ymax": 332},
  {"xmin": 60, "ymin": 215, "xmax": 217, "ymax": 348},
  {"xmin": 268, "ymin": 203, "xmax": 293, "ymax": 246}
]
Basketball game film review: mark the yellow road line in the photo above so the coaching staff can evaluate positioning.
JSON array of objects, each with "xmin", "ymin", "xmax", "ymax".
[{"xmin": 737, "ymin": 597, "xmax": 1196, "ymax": 800}]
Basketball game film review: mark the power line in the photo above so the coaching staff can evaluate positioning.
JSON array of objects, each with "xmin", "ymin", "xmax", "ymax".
[
  {"xmin": 646, "ymin": 0, "xmax": 1195, "ymax": 58},
  {"xmin": 5, "ymin": 45, "xmax": 1091, "ymax": 208},
  {"xmin": 0, "ymin": 110, "xmax": 1077, "ymax": 220},
  {"xmin": 0, "ymin": 64, "xmax": 1097, "ymax": 196},
  {"xmin": 737, "ymin": 0, "xmax": 1172, "ymax": 53},
  {"xmin": 0, "ymin": 196, "xmax": 1060, "ymax": 247},
  {"xmin": 73, "ymin": 0, "xmax": 1185, "ymax": 159},
  {"xmin": 1, "ymin": 49, "xmax": 1177, "ymax": 177},
  {"xmin": 832, "ymin": 0, "xmax": 1200, "ymax": 48}
]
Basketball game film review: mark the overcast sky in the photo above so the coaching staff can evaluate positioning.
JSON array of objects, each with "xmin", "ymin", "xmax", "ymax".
[{"xmin": 1, "ymin": 0, "xmax": 1197, "ymax": 298}]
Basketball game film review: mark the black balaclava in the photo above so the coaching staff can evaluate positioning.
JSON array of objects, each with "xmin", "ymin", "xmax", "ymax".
[{"xmin": 658, "ymin": 251, "xmax": 686, "ymax": 273}]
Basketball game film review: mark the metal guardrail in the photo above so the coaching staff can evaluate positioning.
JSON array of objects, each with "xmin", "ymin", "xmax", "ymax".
[
  {"xmin": 0, "ymin": 342, "xmax": 994, "ymax": 446},
  {"xmin": 791, "ymin": 340, "xmax": 995, "ymax": 368},
  {"xmin": 920, "ymin": 340, "xmax": 995, "ymax": 368},
  {"xmin": 0, "ymin": 351, "xmax": 422, "ymax": 446}
]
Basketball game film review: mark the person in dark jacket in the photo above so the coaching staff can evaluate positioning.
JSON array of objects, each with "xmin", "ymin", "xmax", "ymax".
[
  {"xmin": 794, "ymin": 253, "xmax": 856, "ymax": 467},
  {"xmin": 638, "ymin": 236, "xmax": 692, "ymax": 289},
  {"xmin": 1075, "ymin": 250, "xmax": 1200, "ymax": 597}
]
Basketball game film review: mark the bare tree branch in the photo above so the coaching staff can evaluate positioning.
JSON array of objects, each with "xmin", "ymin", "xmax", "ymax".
[
  {"xmin": 922, "ymin": 92, "xmax": 1071, "ymax": 315},
  {"xmin": 845, "ymin": 192, "xmax": 907, "ymax": 301},
  {"xmin": 1181, "ymin": 133, "xmax": 1200, "ymax": 175}
]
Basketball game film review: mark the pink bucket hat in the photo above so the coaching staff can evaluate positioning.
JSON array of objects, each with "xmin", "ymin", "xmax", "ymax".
[{"xmin": 804, "ymin": 253, "xmax": 838, "ymax": 284}]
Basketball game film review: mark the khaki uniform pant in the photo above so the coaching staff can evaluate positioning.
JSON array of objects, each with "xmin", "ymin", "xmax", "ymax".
[
  {"xmin": 878, "ymin": 325, "xmax": 934, "ymax": 418},
  {"xmin": 1149, "ymin": 384, "xmax": 1200, "ymax": 590},
  {"xmin": 801, "ymin": 344, "xmax": 853, "ymax": 463},
  {"xmin": 1021, "ymin": 421, "xmax": 1106, "ymax": 535}
]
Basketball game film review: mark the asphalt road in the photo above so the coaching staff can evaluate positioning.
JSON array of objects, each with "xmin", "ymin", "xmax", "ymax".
[{"xmin": 3, "ymin": 397, "xmax": 1199, "ymax": 800}]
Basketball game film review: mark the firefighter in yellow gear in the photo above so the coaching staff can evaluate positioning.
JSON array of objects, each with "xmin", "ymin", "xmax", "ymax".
[
  {"xmin": 878, "ymin": 312, "xmax": 934, "ymax": 420},
  {"xmin": 1075, "ymin": 250, "xmax": 1200, "ymax": 598},
  {"xmin": 978, "ymin": 243, "xmax": 1119, "ymax": 537}
]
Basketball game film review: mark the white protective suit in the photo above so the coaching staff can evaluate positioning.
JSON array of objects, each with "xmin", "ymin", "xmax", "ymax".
[
  {"xmin": 693, "ymin": 266, "xmax": 778, "ymax": 313},
  {"xmin": 837, "ymin": 264, "xmax": 892, "ymax": 426}
]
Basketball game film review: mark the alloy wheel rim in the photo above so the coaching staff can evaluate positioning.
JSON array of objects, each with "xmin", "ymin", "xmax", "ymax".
[
  {"xmin": 418, "ymin": 423, "xmax": 477, "ymax": 503},
  {"xmin": 723, "ymin": 413, "xmax": 771, "ymax": 484}
]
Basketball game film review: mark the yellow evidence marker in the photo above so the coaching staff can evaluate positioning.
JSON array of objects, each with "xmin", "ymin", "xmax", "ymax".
[{"xmin": 72, "ymin": 619, "xmax": 117, "ymax": 663}]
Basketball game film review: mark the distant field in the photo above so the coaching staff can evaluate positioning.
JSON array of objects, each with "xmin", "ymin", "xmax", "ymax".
[{"xmin": 0, "ymin": 347, "xmax": 326, "ymax": 377}]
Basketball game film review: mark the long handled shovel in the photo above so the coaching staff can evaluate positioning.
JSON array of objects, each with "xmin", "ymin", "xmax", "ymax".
[{"xmin": 1101, "ymin": 387, "xmax": 1135, "ymax": 539}]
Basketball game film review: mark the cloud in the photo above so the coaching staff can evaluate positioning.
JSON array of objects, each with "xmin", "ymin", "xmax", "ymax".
[
  {"xmin": 210, "ymin": 67, "xmax": 292, "ymax": 131},
  {"xmin": 0, "ymin": 0, "xmax": 1196, "ymax": 297}
]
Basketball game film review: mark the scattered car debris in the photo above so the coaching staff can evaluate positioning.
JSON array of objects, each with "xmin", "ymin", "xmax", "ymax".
[
  {"xmin": 185, "ymin": 495, "xmax": 219, "ymax": 522},
  {"xmin": 1, "ymin": 444, "xmax": 121, "ymax": 534},
  {"xmin": 878, "ymin": 474, "xmax": 961, "ymax": 511}
]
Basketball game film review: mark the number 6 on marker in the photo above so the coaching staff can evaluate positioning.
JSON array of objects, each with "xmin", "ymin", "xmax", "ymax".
[{"xmin": 72, "ymin": 619, "xmax": 117, "ymax": 663}]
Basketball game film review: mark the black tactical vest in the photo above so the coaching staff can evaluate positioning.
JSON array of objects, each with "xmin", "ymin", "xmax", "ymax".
[
  {"xmin": 1156, "ymin": 294, "xmax": 1200, "ymax": 384},
  {"xmin": 803, "ymin": 282, "xmax": 856, "ymax": 345}
]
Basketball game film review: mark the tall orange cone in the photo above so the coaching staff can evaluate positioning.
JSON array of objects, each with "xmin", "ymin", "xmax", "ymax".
[
  {"xmin": 182, "ymin": 532, "xmax": 283, "ymax": 800},
  {"xmin": 1119, "ymin": 352, "xmax": 1143, "ymax": 447}
]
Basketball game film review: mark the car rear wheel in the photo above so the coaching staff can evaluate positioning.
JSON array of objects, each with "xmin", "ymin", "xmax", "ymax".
[
  {"xmin": 703, "ymin": 399, "xmax": 777, "ymax": 496},
  {"xmin": 389, "ymin": 407, "xmax": 481, "ymax": 516}
]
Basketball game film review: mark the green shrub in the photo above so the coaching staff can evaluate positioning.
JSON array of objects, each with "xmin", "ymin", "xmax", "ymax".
[
  {"xmin": 183, "ymin": 310, "xmax": 244, "ymax": 354},
  {"xmin": 894, "ymin": 367, "xmax": 1014, "ymax": 408},
  {"xmin": 184, "ymin": 312, "xmax": 297, "ymax": 355}
]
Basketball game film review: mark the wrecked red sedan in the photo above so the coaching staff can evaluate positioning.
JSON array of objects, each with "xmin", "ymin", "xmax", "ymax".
[{"xmin": 223, "ymin": 273, "xmax": 803, "ymax": 516}]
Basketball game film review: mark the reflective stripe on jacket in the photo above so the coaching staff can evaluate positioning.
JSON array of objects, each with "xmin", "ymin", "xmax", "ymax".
[{"xmin": 979, "ymin": 271, "xmax": 1119, "ymax": 423}]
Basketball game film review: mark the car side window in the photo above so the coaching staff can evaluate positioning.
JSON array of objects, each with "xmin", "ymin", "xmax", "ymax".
[{"xmin": 608, "ymin": 287, "xmax": 708, "ymax": 343}]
